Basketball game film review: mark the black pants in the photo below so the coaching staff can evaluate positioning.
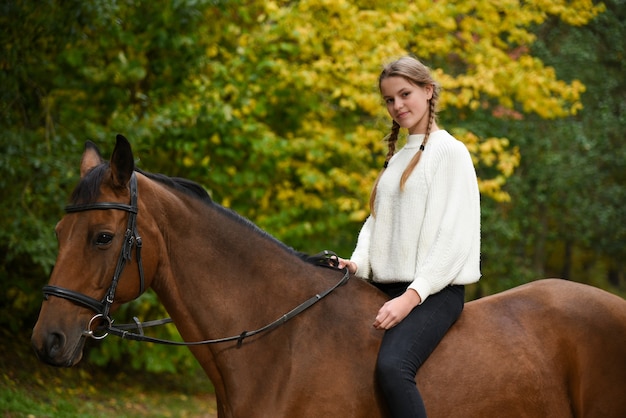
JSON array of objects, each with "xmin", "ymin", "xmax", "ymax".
[{"xmin": 374, "ymin": 283, "xmax": 465, "ymax": 418}]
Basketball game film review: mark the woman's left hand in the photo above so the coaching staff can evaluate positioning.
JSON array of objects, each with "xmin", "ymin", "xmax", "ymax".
[
  {"xmin": 373, "ymin": 289, "xmax": 422, "ymax": 330},
  {"xmin": 337, "ymin": 257, "xmax": 357, "ymax": 274}
]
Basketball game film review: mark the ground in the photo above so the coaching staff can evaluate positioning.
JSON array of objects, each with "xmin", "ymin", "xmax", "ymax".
[{"xmin": 1, "ymin": 330, "xmax": 218, "ymax": 417}]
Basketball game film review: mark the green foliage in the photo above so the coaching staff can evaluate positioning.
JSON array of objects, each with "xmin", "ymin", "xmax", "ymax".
[
  {"xmin": 2, "ymin": 0, "xmax": 621, "ymax": 376},
  {"xmin": 511, "ymin": 1, "xmax": 626, "ymax": 289}
]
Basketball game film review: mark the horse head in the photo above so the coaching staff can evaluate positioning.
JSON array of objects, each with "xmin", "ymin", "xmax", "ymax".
[{"xmin": 31, "ymin": 135, "xmax": 159, "ymax": 366}]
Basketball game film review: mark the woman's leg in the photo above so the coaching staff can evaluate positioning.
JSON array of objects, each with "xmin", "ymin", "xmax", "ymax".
[{"xmin": 375, "ymin": 285, "xmax": 465, "ymax": 418}]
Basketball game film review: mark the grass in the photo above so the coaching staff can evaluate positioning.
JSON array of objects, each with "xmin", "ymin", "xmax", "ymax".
[{"xmin": 1, "ymin": 330, "xmax": 217, "ymax": 417}]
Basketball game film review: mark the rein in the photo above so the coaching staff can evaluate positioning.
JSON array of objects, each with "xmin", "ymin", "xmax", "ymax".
[
  {"xmin": 108, "ymin": 264, "xmax": 349, "ymax": 348},
  {"xmin": 41, "ymin": 172, "xmax": 350, "ymax": 347}
]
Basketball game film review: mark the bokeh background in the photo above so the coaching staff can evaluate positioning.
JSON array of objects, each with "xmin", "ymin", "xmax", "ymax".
[{"xmin": 1, "ymin": 0, "xmax": 624, "ymax": 415}]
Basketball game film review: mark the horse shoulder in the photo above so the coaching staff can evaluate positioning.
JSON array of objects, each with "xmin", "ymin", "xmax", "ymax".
[{"xmin": 304, "ymin": 276, "xmax": 388, "ymax": 416}]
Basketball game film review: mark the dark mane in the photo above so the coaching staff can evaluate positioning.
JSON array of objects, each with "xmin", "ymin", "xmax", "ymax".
[
  {"xmin": 70, "ymin": 165, "xmax": 303, "ymax": 258},
  {"xmin": 142, "ymin": 170, "xmax": 303, "ymax": 258},
  {"xmin": 70, "ymin": 164, "xmax": 110, "ymax": 204},
  {"xmin": 138, "ymin": 169, "xmax": 213, "ymax": 203},
  {"xmin": 69, "ymin": 165, "xmax": 213, "ymax": 205}
]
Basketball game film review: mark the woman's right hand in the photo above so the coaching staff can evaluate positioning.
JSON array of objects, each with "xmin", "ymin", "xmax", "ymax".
[{"xmin": 337, "ymin": 258, "xmax": 357, "ymax": 274}]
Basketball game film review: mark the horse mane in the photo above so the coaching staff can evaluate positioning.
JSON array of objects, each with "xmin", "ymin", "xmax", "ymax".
[
  {"xmin": 70, "ymin": 165, "xmax": 305, "ymax": 259},
  {"xmin": 70, "ymin": 164, "xmax": 110, "ymax": 204},
  {"xmin": 138, "ymin": 169, "xmax": 213, "ymax": 203}
]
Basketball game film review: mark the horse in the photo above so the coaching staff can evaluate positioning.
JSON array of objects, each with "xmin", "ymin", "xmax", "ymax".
[{"xmin": 32, "ymin": 135, "xmax": 626, "ymax": 417}]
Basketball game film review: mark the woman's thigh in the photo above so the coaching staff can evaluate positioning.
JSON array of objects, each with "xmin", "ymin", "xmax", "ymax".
[{"xmin": 377, "ymin": 285, "xmax": 465, "ymax": 370}]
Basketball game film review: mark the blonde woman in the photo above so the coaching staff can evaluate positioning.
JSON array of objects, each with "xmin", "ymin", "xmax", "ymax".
[{"xmin": 338, "ymin": 56, "xmax": 481, "ymax": 417}]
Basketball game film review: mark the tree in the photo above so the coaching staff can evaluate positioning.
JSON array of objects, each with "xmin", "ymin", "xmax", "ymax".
[{"xmin": 482, "ymin": 0, "xmax": 626, "ymax": 292}]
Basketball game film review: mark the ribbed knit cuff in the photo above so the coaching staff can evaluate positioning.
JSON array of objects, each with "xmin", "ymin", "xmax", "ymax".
[{"xmin": 408, "ymin": 278, "xmax": 432, "ymax": 304}]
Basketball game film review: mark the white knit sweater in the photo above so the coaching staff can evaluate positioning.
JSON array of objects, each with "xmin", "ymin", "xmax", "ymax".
[{"xmin": 350, "ymin": 130, "xmax": 481, "ymax": 302}]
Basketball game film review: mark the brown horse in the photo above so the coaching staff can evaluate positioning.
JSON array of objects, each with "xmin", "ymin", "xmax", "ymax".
[{"xmin": 32, "ymin": 135, "xmax": 626, "ymax": 417}]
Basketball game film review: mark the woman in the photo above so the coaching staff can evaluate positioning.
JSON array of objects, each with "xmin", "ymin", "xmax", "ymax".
[{"xmin": 338, "ymin": 56, "xmax": 481, "ymax": 417}]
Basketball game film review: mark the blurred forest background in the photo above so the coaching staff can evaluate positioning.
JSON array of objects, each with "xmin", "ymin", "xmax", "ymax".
[{"xmin": 1, "ymin": 0, "xmax": 625, "ymax": 378}]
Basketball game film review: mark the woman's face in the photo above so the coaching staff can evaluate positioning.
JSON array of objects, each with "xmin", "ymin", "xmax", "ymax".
[{"xmin": 380, "ymin": 76, "xmax": 433, "ymax": 135}]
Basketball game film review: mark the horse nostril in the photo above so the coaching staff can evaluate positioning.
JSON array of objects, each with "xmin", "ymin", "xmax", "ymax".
[{"xmin": 46, "ymin": 332, "xmax": 66, "ymax": 358}]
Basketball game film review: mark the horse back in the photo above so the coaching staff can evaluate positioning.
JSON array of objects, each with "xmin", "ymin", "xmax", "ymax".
[{"xmin": 418, "ymin": 279, "xmax": 626, "ymax": 418}]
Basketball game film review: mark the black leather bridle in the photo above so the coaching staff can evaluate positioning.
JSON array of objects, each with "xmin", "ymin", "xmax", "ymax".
[
  {"xmin": 42, "ymin": 172, "xmax": 145, "ymax": 339},
  {"xmin": 41, "ymin": 171, "xmax": 350, "ymax": 347}
]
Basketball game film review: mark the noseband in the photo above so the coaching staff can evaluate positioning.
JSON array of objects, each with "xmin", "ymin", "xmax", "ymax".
[{"xmin": 42, "ymin": 173, "xmax": 145, "ymax": 339}]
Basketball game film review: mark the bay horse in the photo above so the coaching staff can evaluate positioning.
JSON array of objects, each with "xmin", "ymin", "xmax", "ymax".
[{"xmin": 32, "ymin": 135, "xmax": 626, "ymax": 417}]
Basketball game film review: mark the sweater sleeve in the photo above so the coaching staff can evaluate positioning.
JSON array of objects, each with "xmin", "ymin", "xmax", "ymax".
[
  {"xmin": 350, "ymin": 215, "xmax": 374, "ymax": 279},
  {"xmin": 408, "ymin": 141, "xmax": 480, "ymax": 302}
]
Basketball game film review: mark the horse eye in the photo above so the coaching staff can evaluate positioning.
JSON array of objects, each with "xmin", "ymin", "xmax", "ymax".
[{"xmin": 95, "ymin": 233, "xmax": 114, "ymax": 246}]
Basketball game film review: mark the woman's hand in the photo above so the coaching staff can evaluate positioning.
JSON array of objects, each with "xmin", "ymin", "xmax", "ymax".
[
  {"xmin": 337, "ymin": 257, "xmax": 357, "ymax": 274},
  {"xmin": 373, "ymin": 289, "xmax": 422, "ymax": 330}
]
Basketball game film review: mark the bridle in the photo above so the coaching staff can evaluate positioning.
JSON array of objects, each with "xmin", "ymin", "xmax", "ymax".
[
  {"xmin": 43, "ymin": 172, "xmax": 145, "ymax": 339},
  {"xmin": 41, "ymin": 172, "xmax": 350, "ymax": 347}
]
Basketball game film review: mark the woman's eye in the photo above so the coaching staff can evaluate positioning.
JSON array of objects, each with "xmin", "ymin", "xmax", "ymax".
[{"xmin": 95, "ymin": 233, "xmax": 114, "ymax": 246}]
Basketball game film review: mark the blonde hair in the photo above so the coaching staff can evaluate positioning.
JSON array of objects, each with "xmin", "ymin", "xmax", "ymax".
[{"xmin": 369, "ymin": 56, "xmax": 440, "ymax": 216}]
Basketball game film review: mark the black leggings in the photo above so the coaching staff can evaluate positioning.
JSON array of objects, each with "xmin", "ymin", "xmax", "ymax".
[{"xmin": 374, "ymin": 282, "xmax": 465, "ymax": 418}]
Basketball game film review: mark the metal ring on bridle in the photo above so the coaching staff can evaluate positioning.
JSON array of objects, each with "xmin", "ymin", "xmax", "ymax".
[{"xmin": 84, "ymin": 314, "xmax": 112, "ymax": 340}]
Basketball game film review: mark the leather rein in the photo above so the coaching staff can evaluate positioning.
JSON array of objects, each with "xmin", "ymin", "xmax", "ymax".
[{"xmin": 41, "ymin": 172, "xmax": 350, "ymax": 347}]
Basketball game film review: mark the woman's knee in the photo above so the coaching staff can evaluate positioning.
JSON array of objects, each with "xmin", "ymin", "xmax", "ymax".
[{"xmin": 376, "ymin": 355, "xmax": 409, "ymax": 388}]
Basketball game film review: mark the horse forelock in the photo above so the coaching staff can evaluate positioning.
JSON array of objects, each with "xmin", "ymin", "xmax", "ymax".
[{"xmin": 70, "ymin": 163, "xmax": 110, "ymax": 204}]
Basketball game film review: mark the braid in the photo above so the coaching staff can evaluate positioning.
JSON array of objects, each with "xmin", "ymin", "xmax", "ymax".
[
  {"xmin": 400, "ymin": 92, "xmax": 437, "ymax": 189},
  {"xmin": 384, "ymin": 121, "xmax": 401, "ymax": 168},
  {"xmin": 369, "ymin": 120, "xmax": 401, "ymax": 215}
]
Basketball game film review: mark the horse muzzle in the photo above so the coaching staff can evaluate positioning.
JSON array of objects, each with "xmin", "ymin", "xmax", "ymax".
[{"xmin": 31, "ymin": 321, "xmax": 87, "ymax": 367}]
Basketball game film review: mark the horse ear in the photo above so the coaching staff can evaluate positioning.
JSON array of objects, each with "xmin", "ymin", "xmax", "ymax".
[
  {"xmin": 110, "ymin": 134, "xmax": 135, "ymax": 188},
  {"xmin": 80, "ymin": 141, "xmax": 104, "ymax": 178}
]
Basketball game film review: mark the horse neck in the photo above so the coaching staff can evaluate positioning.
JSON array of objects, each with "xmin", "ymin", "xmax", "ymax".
[
  {"xmin": 139, "ymin": 178, "xmax": 388, "ymax": 416},
  {"xmin": 142, "ymin": 177, "xmax": 319, "ymax": 339},
  {"xmin": 141, "ymin": 179, "xmax": 347, "ymax": 409}
]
